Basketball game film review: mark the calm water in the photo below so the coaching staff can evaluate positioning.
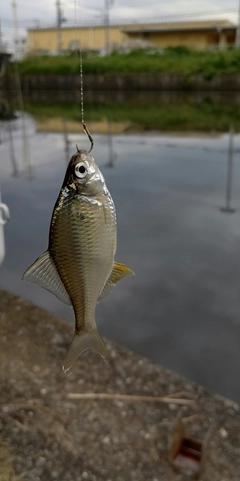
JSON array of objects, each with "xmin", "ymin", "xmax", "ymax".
[{"xmin": 1, "ymin": 112, "xmax": 240, "ymax": 401}]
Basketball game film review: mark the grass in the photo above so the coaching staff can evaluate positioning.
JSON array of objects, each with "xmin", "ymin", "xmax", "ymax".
[
  {"xmin": 23, "ymin": 98, "xmax": 240, "ymax": 132},
  {"xmin": 7, "ymin": 47, "xmax": 240, "ymax": 78}
]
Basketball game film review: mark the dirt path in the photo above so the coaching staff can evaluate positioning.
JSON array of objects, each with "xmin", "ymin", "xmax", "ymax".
[{"xmin": 0, "ymin": 288, "xmax": 239, "ymax": 480}]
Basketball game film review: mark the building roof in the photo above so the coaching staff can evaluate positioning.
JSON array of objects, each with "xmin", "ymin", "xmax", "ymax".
[
  {"xmin": 28, "ymin": 19, "xmax": 236, "ymax": 33},
  {"xmin": 122, "ymin": 19, "xmax": 236, "ymax": 34}
]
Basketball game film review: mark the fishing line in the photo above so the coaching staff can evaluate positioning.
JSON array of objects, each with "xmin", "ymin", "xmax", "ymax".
[
  {"xmin": 80, "ymin": 49, "xmax": 84, "ymax": 125},
  {"xmin": 75, "ymin": 0, "xmax": 93, "ymax": 152}
]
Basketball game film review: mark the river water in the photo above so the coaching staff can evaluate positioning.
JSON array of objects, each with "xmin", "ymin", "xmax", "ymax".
[{"xmin": 1, "ymin": 107, "xmax": 240, "ymax": 402}]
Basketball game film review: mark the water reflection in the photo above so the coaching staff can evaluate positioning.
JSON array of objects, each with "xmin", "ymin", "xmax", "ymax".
[
  {"xmin": 37, "ymin": 118, "xmax": 119, "ymax": 169},
  {"xmin": 62, "ymin": 119, "xmax": 70, "ymax": 164},
  {"xmin": 1, "ymin": 92, "xmax": 240, "ymax": 402},
  {"xmin": 21, "ymin": 112, "xmax": 32, "ymax": 179},
  {"xmin": 0, "ymin": 99, "xmax": 32, "ymax": 180},
  {"xmin": 9, "ymin": 89, "xmax": 240, "ymax": 133},
  {"xmin": 221, "ymin": 126, "xmax": 235, "ymax": 214},
  {"xmin": 7, "ymin": 120, "xmax": 19, "ymax": 177},
  {"xmin": 105, "ymin": 121, "xmax": 117, "ymax": 168},
  {"xmin": 19, "ymin": 88, "xmax": 240, "ymax": 107},
  {"xmin": 0, "ymin": 109, "xmax": 20, "ymax": 177}
]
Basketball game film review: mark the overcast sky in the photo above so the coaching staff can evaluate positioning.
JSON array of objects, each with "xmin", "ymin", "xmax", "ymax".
[{"xmin": 1, "ymin": 0, "xmax": 239, "ymax": 49}]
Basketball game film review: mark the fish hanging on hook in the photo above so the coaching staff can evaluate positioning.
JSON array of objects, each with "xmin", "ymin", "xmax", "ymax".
[{"xmin": 23, "ymin": 127, "xmax": 134, "ymax": 374}]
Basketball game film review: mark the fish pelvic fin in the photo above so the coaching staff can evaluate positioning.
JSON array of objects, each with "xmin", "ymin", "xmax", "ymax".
[
  {"xmin": 63, "ymin": 329, "xmax": 107, "ymax": 375},
  {"xmin": 99, "ymin": 261, "xmax": 135, "ymax": 301}
]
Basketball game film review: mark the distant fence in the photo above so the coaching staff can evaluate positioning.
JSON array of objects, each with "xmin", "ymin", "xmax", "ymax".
[{"xmin": 4, "ymin": 73, "xmax": 240, "ymax": 91}]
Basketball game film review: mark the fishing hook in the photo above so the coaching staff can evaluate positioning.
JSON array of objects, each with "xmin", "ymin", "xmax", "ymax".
[
  {"xmin": 76, "ymin": 124, "xmax": 94, "ymax": 154},
  {"xmin": 83, "ymin": 122, "xmax": 94, "ymax": 153}
]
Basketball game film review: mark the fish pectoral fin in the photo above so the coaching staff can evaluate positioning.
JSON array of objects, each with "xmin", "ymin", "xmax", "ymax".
[
  {"xmin": 98, "ymin": 261, "xmax": 135, "ymax": 301},
  {"xmin": 110, "ymin": 261, "xmax": 135, "ymax": 283},
  {"xmin": 23, "ymin": 250, "xmax": 72, "ymax": 306},
  {"xmin": 63, "ymin": 329, "xmax": 107, "ymax": 375}
]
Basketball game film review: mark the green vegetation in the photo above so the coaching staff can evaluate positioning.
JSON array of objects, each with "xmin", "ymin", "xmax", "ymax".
[
  {"xmin": 24, "ymin": 97, "xmax": 240, "ymax": 132},
  {"xmin": 8, "ymin": 47, "xmax": 240, "ymax": 78}
]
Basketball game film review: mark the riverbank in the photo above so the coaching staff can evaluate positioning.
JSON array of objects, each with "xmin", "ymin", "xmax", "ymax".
[
  {"xmin": 4, "ymin": 48, "xmax": 240, "ymax": 93},
  {"xmin": 0, "ymin": 288, "xmax": 240, "ymax": 480},
  {"xmin": 4, "ymin": 71, "xmax": 240, "ymax": 92},
  {"xmin": 6, "ymin": 90, "xmax": 240, "ymax": 132},
  {"xmin": 6, "ymin": 49, "xmax": 240, "ymax": 78}
]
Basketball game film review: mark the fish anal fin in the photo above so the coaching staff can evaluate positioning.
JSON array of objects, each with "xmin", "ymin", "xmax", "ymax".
[
  {"xmin": 63, "ymin": 329, "xmax": 107, "ymax": 375},
  {"xmin": 23, "ymin": 250, "xmax": 72, "ymax": 306},
  {"xmin": 99, "ymin": 261, "xmax": 134, "ymax": 301}
]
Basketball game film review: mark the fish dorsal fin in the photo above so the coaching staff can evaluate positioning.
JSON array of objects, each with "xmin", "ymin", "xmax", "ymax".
[
  {"xmin": 23, "ymin": 250, "xmax": 72, "ymax": 306},
  {"xmin": 99, "ymin": 261, "xmax": 134, "ymax": 301}
]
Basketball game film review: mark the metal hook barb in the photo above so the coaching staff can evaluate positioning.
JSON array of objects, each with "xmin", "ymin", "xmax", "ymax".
[{"xmin": 83, "ymin": 122, "xmax": 94, "ymax": 153}]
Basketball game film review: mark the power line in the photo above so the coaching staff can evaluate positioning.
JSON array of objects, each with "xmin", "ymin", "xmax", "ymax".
[
  {"xmin": 111, "ymin": 8, "xmax": 238, "ymax": 23},
  {"xmin": 1, "ymin": 7, "xmax": 238, "ymax": 31}
]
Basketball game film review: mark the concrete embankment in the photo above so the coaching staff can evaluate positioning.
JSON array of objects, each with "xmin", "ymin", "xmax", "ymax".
[
  {"xmin": 3, "ymin": 72, "xmax": 240, "ymax": 92},
  {"xmin": 0, "ymin": 288, "xmax": 240, "ymax": 480}
]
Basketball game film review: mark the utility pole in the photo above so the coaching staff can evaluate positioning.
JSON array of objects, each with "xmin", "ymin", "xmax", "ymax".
[
  {"xmin": 236, "ymin": 0, "xmax": 240, "ymax": 47},
  {"xmin": 11, "ymin": 0, "xmax": 19, "ymax": 59},
  {"xmin": 11, "ymin": 0, "xmax": 31, "ymax": 177},
  {"xmin": 56, "ymin": 0, "xmax": 62, "ymax": 54},
  {"xmin": 0, "ymin": 17, "xmax": 2, "ymax": 48},
  {"xmin": 104, "ymin": 0, "xmax": 113, "ymax": 54}
]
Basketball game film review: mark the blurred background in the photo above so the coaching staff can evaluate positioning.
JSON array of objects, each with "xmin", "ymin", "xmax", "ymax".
[{"xmin": 1, "ymin": 0, "xmax": 240, "ymax": 402}]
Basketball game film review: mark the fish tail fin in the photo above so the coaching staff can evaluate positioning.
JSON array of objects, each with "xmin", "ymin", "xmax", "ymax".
[{"xmin": 63, "ymin": 329, "xmax": 107, "ymax": 375}]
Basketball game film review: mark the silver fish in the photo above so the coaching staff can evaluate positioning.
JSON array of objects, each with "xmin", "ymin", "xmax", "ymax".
[{"xmin": 23, "ymin": 149, "xmax": 133, "ymax": 373}]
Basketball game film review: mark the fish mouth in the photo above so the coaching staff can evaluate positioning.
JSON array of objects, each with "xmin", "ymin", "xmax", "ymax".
[{"xmin": 83, "ymin": 175, "xmax": 104, "ymax": 193}]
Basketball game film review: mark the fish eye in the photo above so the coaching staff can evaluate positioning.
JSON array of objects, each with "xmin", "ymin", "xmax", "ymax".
[{"xmin": 75, "ymin": 162, "xmax": 87, "ymax": 179}]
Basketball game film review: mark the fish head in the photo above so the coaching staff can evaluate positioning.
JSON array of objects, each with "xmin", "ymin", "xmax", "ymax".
[{"xmin": 63, "ymin": 150, "xmax": 107, "ymax": 196}]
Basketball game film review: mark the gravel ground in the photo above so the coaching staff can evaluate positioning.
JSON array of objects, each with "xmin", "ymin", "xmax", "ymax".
[{"xmin": 0, "ymin": 288, "xmax": 240, "ymax": 481}]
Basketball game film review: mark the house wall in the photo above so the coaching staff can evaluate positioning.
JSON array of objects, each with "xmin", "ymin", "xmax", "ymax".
[
  {"xmin": 28, "ymin": 26, "xmax": 128, "ymax": 54},
  {"xmin": 128, "ymin": 30, "xmax": 230, "ymax": 50},
  {"xmin": 27, "ymin": 25, "xmax": 235, "ymax": 54}
]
